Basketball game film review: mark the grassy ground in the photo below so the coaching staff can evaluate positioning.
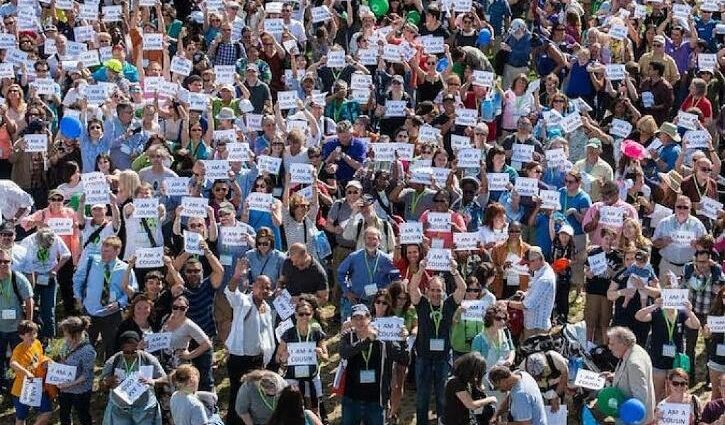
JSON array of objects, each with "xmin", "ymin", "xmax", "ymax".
[{"xmin": 0, "ymin": 292, "xmax": 713, "ymax": 424}]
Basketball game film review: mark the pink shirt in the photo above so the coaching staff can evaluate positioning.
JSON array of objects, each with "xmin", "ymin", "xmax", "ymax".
[
  {"xmin": 420, "ymin": 209, "xmax": 468, "ymax": 249},
  {"xmin": 581, "ymin": 200, "xmax": 638, "ymax": 247}
]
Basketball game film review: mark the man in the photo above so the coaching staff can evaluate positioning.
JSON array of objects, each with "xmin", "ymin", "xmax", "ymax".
[
  {"xmin": 390, "ymin": 176, "xmax": 437, "ymax": 222},
  {"xmin": 339, "ymin": 304, "xmax": 408, "ymax": 425},
  {"xmin": 638, "ymin": 34, "xmax": 680, "ymax": 86},
  {"xmin": 326, "ymin": 180, "xmax": 363, "ymax": 304},
  {"xmin": 0, "ymin": 180, "xmax": 34, "ymax": 223},
  {"xmin": 0, "ymin": 248, "xmax": 33, "ymax": 393},
  {"xmin": 653, "ymin": 195, "xmax": 707, "ymax": 280},
  {"xmin": 225, "ymin": 260, "xmax": 276, "ymax": 425},
  {"xmin": 409, "ymin": 258, "xmax": 466, "ymax": 425},
  {"xmin": 604, "ymin": 326, "xmax": 656, "ymax": 424},
  {"xmin": 558, "ymin": 170, "xmax": 592, "ymax": 293},
  {"xmin": 138, "ymin": 145, "xmax": 178, "ymax": 196},
  {"xmin": 682, "ymin": 249, "xmax": 723, "ymax": 380},
  {"xmin": 701, "ymin": 375, "xmax": 725, "ymax": 424},
  {"xmin": 639, "ymin": 61, "xmax": 675, "ymax": 125},
  {"xmin": 573, "ymin": 138, "xmax": 613, "ymax": 203},
  {"xmin": 72, "ymin": 236, "xmax": 137, "ymax": 360},
  {"xmin": 277, "ymin": 243, "xmax": 329, "ymax": 305},
  {"xmin": 0, "ymin": 222, "xmax": 28, "ymax": 266},
  {"xmin": 501, "ymin": 19, "xmax": 532, "ymax": 89},
  {"xmin": 280, "ymin": 3, "xmax": 306, "ymax": 49},
  {"xmin": 105, "ymin": 102, "xmax": 147, "ymax": 170},
  {"xmin": 681, "ymin": 157, "xmax": 718, "ymax": 228},
  {"xmin": 508, "ymin": 246, "xmax": 556, "ymax": 339},
  {"xmin": 322, "ymin": 120, "xmax": 367, "ymax": 188},
  {"xmin": 489, "ymin": 365, "xmax": 546, "ymax": 425},
  {"xmin": 177, "ymin": 242, "xmax": 224, "ymax": 391},
  {"xmin": 502, "ymin": 117, "xmax": 544, "ymax": 167},
  {"xmin": 209, "ymin": 21, "xmax": 246, "ymax": 66},
  {"xmin": 450, "ymin": 176, "xmax": 485, "ymax": 232},
  {"xmin": 338, "ymin": 227, "xmax": 398, "ymax": 320},
  {"xmin": 244, "ymin": 64, "xmax": 273, "ymax": 114},
  {"xmin": 420, "ymin": 5, "xmax": 451, "ymax": 39},
  {"xmin": 92, "ymin": 44, "xmax": 139, "ymax": 83},
  {"xmin": 342, "ymin": 194, "xmax": 396, "ymax": 253},
  {"xmin": 581, "ymin": 181, "xmax": 638, "ymax": 247}
]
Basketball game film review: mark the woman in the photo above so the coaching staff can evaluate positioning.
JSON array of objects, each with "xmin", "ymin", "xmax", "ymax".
[
  {"xmin": 681, "ymin": 78, "xmax": 713, "ymax": 125},
  {"xmin": 490, "ymin": 221, "xmax": 530, "ymax": 299},
  {"xmin": 619, "ymin": 217, "xmax": 652, "ymax": 252},
  {"xmin": 235, "ymin": 370, "xmax": 288, "ymax": 425},
  {"xmin": 96, "ymin": 153, "xmax": 120, "ymax": 192},
  {"xmin": 80, "ymin": 117, "xmax": 110, "ymax": 173},
  {"xmin": 56, "ymin": 316, "xmax": 96, "ymax": 425},
  {"xmin": 635, "ymin": 297, "xmax": 701, "ymax": 401},
  {"xmin": 419, "ymin": 189, "xmax": 467, "ymax": 248},
  {"xmin": 5, "ymin": 83, "xmax": 27, "ymax": 135},
  {"xmin": 122, "ymin": 182, "xmax": 165, "ymax": 260},
  {"xmin": 169, "ymin": 364, "xmax": 209, "ymax": 425},
  {"xmin": 583, "ymin": 228, "xmax": 621, "ymax": 345},
  {"xmin": 244, "ymin": 227, "xmax": 286, "ymax": 285},
  {"xmin": 432, "ymin": 148, "xmax": 460, "ymax": 192},
  {"xmin": 444, "ymin": 352, "xmax": 497, "ymax": 425},
  {"xmin": 159, "ymin": 295, "xmax": 212, "ymax": 372},
  {"xmin": 501, "ymin": 74, "xmax": 536, "ymax": 133},
  {"xmin": 180, "ymin": 117, "xmax": 212, "ymax": 161},
  {"xmin": 704, "ymin": 287, "xmax": 725, "ymax": 400},
  {"xmin": 388, "ymin": 281, "xmax": 417, "ymax": 424},
  {"xmin": 267, "ymin": 386, "xmax": 324, "ymax": 425},
  {"xmin": 471, "ymin": 303, "xmax": 516, "ymax": 370},
  {"xmin": 100, "ymin": 330, "xmax": 166, "ymax": 425},
  {"xmin": 242, "ymin": 175, "xmax": 283, "ymax": 250},
  {"xmin": 412, "ymin": 54, "xmax": 445, "ymax": 104},
  {"xmin": 282, "ymin": 188, "xmax": 321, "ymax": 261},
  {"xmin": 564, "ymin": 48, "xmax": 596, "ymax": 105},
  {"xmin": 483, "ymin": 146, "xmax": 518, "ymax": 203},
  {"xmin": 479, "ymin": 203, "xmax": 509, "ymax": 250},
  {"xmin": 0, "ymin": 103, "xmax": 17, "ymax": 179},
  {"xmin": 55, "ymin": 161, "xmax": 84, "ymax": 210},
  {"xmin": 655, "ymin": 368, "xmax": 702, "ymax": 425},
  {"xmin": 451, "ymin": 265, "xmax": 497, "ymax": 357},
  {"xmin": 277, "ymin": 296, "xmax": 328, "ymax": 414},
  {"xmin": 115, "ymin": 294, "xmax": 159, "ymax": 352}
]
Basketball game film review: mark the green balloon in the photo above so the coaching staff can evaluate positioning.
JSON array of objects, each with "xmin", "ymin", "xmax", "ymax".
[
  {"xmin": 369, "ymin": 0, "xmax": 389, "ymax": 17},
  {"xmin": 596, "ymin": 387, "xmax": 626, "ymax": 417},
  {"xmin": 406, "ymin": 10, "xmax": 421, "ymax": 25}
]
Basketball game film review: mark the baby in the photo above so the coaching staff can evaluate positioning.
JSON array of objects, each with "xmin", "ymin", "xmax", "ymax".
[{"xmin": 622, "ymin": 249, "xmax": 657, "ymax": 308}]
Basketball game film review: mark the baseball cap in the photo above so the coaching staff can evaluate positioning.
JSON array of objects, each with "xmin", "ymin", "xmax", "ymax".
[
  {"xmin": 346, "ymin": 180, "xmax": 363, "ymax": 190},
  {"xmin": 519, "ymin": 246, "xmax": 545, "ymax": 264},
  {"xmin": 104, "ymin": 59, "xmax": 123, "ymax": 74},
  {"xmin": 351, "ymin": 304, "xmax": 370, "ymax": 317},
  {"xmin": 586, "ymin": 138, "xmax": 602, "ymax": 150},
  {"xmin": 118, "ymin": 330, "xmax": 141, "ymax": 344},
  {"xmin": 653, "ymin": 35, "xmax": 666, "ymax": 44},
  {"xmin": 361, "ymin": 194, "xmax": 375, "ymax": 206},
  {"xmin": 558, "ymin": 224, "xmax": 574, "ymax": 236}
]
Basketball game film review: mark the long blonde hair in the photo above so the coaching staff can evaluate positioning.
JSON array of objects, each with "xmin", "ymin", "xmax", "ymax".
[
  {"xmin": 619, "ymin": 217, "xmax": 651, "ymax": 251},
  {"xmin": 4, "ymin": 84, "xmax": 26, "ymax": 112}
]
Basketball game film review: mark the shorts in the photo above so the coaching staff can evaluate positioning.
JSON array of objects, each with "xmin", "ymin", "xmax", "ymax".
[
  {"xmin": 286, "ymin": 376, "xmax": 323, "ymax": 399},
  {"xmin": 13, "ymin": 394, "xmax": 53, "ymax": 420}
]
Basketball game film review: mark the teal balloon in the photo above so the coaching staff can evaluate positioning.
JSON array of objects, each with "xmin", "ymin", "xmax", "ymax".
[
  {"xmin": 369, "ymin": 0, "xmax": 389, "ymax": 17},
  {"xmin": 59, "ymin": 116, "xmax": 82, "ymax": 139},
  {"xmin": 436, "ymin": 57, "xmax": 449, "ymax": 72},
  {"xmin": 477, "ymin": 29, "xmax": 492, "ymax": 46},
  {"xmin": 406, "ymin": 10, "xmax": 421, "ymax": 25},
  {"xmin": 597, "ymin": 387, "xmax": 626, "ymax": 417},
  {"xmin": 619, "ymin": 399, "xmax": 646, "ymax": 425}
]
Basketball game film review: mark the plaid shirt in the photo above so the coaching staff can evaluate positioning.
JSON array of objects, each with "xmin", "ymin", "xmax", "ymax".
[
  {"xmin": 683, "ymin": 262, "xmax": 725, "ymax": 315},
  {"xmin": 213, "ymin": 42, "xmax": 243, "ymax": 66}
]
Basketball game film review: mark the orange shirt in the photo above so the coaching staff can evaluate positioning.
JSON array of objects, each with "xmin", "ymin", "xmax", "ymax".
[{"xmin": 10, "ymin": 339, "xmax": 44, "ymax": 397}]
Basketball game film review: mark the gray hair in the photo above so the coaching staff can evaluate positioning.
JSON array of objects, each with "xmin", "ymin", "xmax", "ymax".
[{"xmin": 607, "ymin": 326, "xmax": 636, "ymax": 348}]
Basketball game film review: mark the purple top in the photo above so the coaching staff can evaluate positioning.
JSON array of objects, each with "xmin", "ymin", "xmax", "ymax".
[{"xmin": 665, "ymin": 36, "xmax": 693, "ymax": 74}]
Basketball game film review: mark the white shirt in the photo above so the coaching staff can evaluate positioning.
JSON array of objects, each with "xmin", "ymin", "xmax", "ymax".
[
  {"xmin": 0, "ymin": 181, "xmax": 34, "ymax": 221},
  {"xmin": 225, "ymin": 287, "xmax": 276, "ymax": 364},
  {"xmin": 522, "ymin": 263, "xmax": 556, "ymax": 331}
]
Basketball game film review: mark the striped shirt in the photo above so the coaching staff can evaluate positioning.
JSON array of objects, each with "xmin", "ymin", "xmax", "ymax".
[
  {"xmin": 653, "ymin": 215, "xmax": 707, "ymax": 265},
  {"xmin": 522, "ymin": 264, "xmax": 556, "ymax": 331},
  {"xmin": 184, "ymin": 278, "xmax": 216, "ymax": 337}
]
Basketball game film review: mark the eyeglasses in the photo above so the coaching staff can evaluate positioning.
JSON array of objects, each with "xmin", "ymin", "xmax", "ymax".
[
  {"xmin": 0, "ymin": 233, "xmax": 14, "ymax": 238},
  {"xmin": 296, "ymin": 312, "xmax": 312, "ymax": 317},
  {"xmin": 214, "ymin": 187, "xmax": 229, "ymax": 192},
  {"xmin": 295, "ymin": 204, "xmax": 310, "ymax": 209},
  {"xmin": 466, "ymin": 287, "xmax": 481, "ymax": 293},
  {"xmin": 553, "ymin": 99, "xmax": 565, "ymax": 104},
  {"xmin": 49, "ymin": 197, "xmax": 64, "ymax": 202},
  {"xmin": 533, "ymin": 169, "xmax": 543, "ymax": 174},
  {"xmin": 675, "ymin": 205, "xmax": 690, "ymax": 210},
  {"xmin": 653, "ymin": 43, "xmax": 663, "ymax": 47},
  {"xmin": 433, "ymin": 199, "xmax": 447, "ymax": 203},
  {"xmin": 670, "ymin": 380, "xmax": 687, "ymax": 387},
  {"xmin": 172, "ymin": 305, "xmax": 188, "ymax": 311},
  {"xmin": 700, "ymin": 168, "xmax": 712, "ymax": 172},
  {"xmin": 375, "ymin": 299, "xmax": 388, "ymax": 305},
  {"xmin": 185, "ymin": 269, "xmax": 202, "ymax": 274},
  {"xmin": 0, "ymin": 259, "xmax": 11, "ymax": 265},
  {"xmin": 257, "ymin": 241, "xmax": 271, "ymax": 247}
]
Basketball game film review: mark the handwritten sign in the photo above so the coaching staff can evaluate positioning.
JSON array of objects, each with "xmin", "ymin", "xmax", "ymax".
[
  {"xmin": 24, "ymin": 134, "xmax": 48, "ymax": 153},
  {"xmin": 455, "ymin": 108, "xmax": 478, "ymax": 127},
  {"xmin": 457, "ymin": 148, "xmax": 481, "ymax": 168},
  {"xmin": 662, "ymin": 288, "xmax": 689, "ymax": 310},
  {"xmin": 671, "ymin": 230, "xmax": 695, "ymax": 247},
  {"xmin": 311, "ymin": 5, "xmax": 332, "ymax": 23},
  {"xmin": 113, "ymin": 373, "xmax": 148, "ymax": 405},
  {"xmin": 676, "ymin": 111, "xmax": 699, "ymax": 131},
  {"xmin": 220, "ymin": 226, "xmax": 248, "ymax": 247},
  {"xmin": 277, "ymin": 90, "xmax": 299, "ymax": 110},
  {"xmin": 133, "ymin": 198, "xmax": 159, "ymax": 219},
  {"xmin": 605, "ymin": 64, "xmax": 626, "ymax": 81},
  {"xmin": 275, "ymin": 318, "xmax": 294, "ymax": 343},
  {"xmin": 560, "ymin": 112, "xmax": 583, "ymax": 133},
  {"xmin": 20, "ymin": 378, "xmax": 43, "ymax": 407},
  {"xmin": 545, "ymin": 148, "xmax": 566, "ymax": 168},
  {"xmin": 84, "ymin": 180, "xmax": 110, "ymax": 205},
  {"xmin": 170, "ymin": 56, "xmax": 193, "ymax": 76},
  {"xmin": 102, "ymin": 5, "xmax": 123, "ymax": 22},
  {"xmin": 574, "ymin": 369, "xmax": 605, "ymax": 390},
  {"xmin": 698, "ymin": 54, "xmax": 717, "ymax": 71},
  {"xmin": 45, "ymin": 362, "xmax": 77, "ymax": 385},
  {"xmin": 181, "ymin": 197, "xmax": 208, "ymax": 219},
  {"xmin": 163, "ymin": 177, "xmax": 190, "ymax": 197},
  {"xmin": 588, "ymin": 252, "xmax": 608, "ymax": 276},
  {"xmin": 487, "ymin": 173, "xmax": 510, "ymax": 192},
  {"xmin": 184, "ymin": 231, "xmax": 204, "ymax": 255},
  {"xmin": 657, "ymin": 402, "xmax": 690, "ymax": 425},
  {"xmin": 461, "ymin": 299, "xmax": 491, "ymax": 322},
  {"xmin": 608, "ymin": 24, "xmax": 627, "ymax": 40},
  {"xmin": 287, "ymin": 342, "xmax": 317, "ymax": 366},
  {"xmin": 539, "ymin": 190, "xmax": 561, "ymax": 210},
  {"xmin": 707, "ymin": 316, "xmax": 725, "ymax": 333},
  {"xmin": 514, "ymin": 177, "xmax": 538, "ymax": 197},
  {"xmin": 512, "ymin": 144, "xmax": 534, "ymax": 164},
  {"xmin": 247, "ymin": 193, "xmax": 274, "ymax": 212},
  {"xmin": 385, "ymin": 100, "xmax": 407, "ymax": 118},
  {"xmin": 400, "ymin": 222, "xmax": 423, "ymax": 244},
  {"xmin": 144, "ymin": 333, "xmax": 172, "ymax": 353},
  {"xmin": 699, "ymin": 197, "xmax": 723, "ymax": 220},
  {"xmin": 373, "ymin": 317, "xmax": 405, "ymax": 341},
  {"xmin": 450, "ymin": 134, "xmax": 471, "ymax": 151},
  {"xmin": 48, "ymin": 218, "xmax": 74, "ymax": 236},
  {"xmin": 142, "ymin": 33, "xmax": 164, "ymax": 51},
  {"xmin": 599, "ymin": 206, "xmax": 624, "ymax": 228},
  {"xmin": 227, "ymin": 143, "xmax": 252, "ymax": 162},
  {"xmin": 257, "ymin": 155, "xmax": 282, "ymax": 175},
  {"xmin": 358, "ymin": 47, "xmax": 378, "ymax": 65},
  {"xmin": 610, "ymin": 118, "xmax": 633, "ymax": 139},
  {"xmin": 418, "ymin": 125, "xmax": 441, "ymax": 144},
  {"xmin": 427, "ymin": 212, "xmax": 452, "ymax": 232},
  {"xmin": 273, "ymin": 289, "xmax": 295, "ymax": 320},
  {"xmin": 683, "ymin": 130, "xmax": 710, "ymax": 149},
  {"xmin": 472, "ymin": 70, "xmax": 494, "ymax": 87},
  {"xmin": 289, "ymin": 163, "xmax": 315, "ymax": 184},
  {"xmin": 135, "ymin": 247, "xmax": 164, "ymax": 269},
  {"xmin": 422, "ymin": 36, "xmax": 445, "ymax": 54},
  {"xmin": 202, "ymin": 160, "xmax": 230, "ymax": 181},
  {"xmin": 426, "ymin": 248, "xmax": 452, "ymax": 271},
  {"xmin": 264, "ymin": 18, "xmax": 284, "ymax": 34},
  {"xmin": 453, "ymin": 232, "xmax": 479, "ymax": 251}
]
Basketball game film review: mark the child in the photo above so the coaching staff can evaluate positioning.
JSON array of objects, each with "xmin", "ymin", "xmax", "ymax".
[
  {"xmin": 623, "ymin": 249, "xmax": 658, "ymax": 308},
  {"xmin": 550, "ymin": 222, "xmax": 575, "ymax": 323},
  {"xmin": 9, "ymin": 320, "xmax": 53, "ymax": 425}
]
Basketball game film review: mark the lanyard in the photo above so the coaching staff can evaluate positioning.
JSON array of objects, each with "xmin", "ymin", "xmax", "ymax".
[
  {"xmin": 258, "ymin": 253, "xmax": 272, "ymax": 276},
  {"xmin": 296, "ymin": 327, "xmax": 311, "ymax": 342},
  {"xmin": 410, "ymin": 190, "xmax": 426, "ymax": 216},
  {"xmin": 430, "ymin": 307, "xmax": 443, "ymax": 338},
  {"xmin": 37, "ymin": 247, "xmax": 50, "ymax": 264},
  {"xmin": 663, "ymin": 310, "xmax": 676, "ymax": 343},
  {"xmin": 122, "ymin": 354, "xmax": 138, "ymax": 376},
  {"xmin": 365, "ymin": 252, "xmax": 380, "ymax": 285},
  {"xmin": 361, "ymin": 344, "xmax": 373, "ymax": 369},
  {"xmin": 258, "ymin": 385, "xmax": 277, "ymax": 411},
  {"xmin": 694, "ymin": 176, "xmax": 708, "ymax": 200},
  {"xmin": 332, "ymin": 100, "xmax": 344, "ymax": 122},
  {"xmin": 0, "ymin": 277, "xmax": 10, "ymax": 300}
]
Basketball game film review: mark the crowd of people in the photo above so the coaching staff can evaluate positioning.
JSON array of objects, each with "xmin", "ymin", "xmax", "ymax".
[{"xmin": 0, "ymin": 0, "xmax": 724, "ymax": 424}]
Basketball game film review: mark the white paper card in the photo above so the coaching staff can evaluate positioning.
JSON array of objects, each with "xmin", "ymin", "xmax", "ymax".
[
  {"xmin": 135, "ymin": 247, "xmax": 164, "ymax": 268},
  {"xmin": 425, "ymin": 248, "xmax": 452, "ymax": 271},
  {"xmin": 144, "ymin": 333, "xmax": 172, "ymax": 353},
  {"xmin": 373, "ymin": 317, "xmax": 405, "ymax": 341},
  {"xmin": 286, "ymin": 342, "xmax": 317, "ymax": 366},
  {"xmin": 574, "ymin": 369, "xmax": 605, "ymax": 390},
  {"xmin": 662, "ymin": 288, "xmax": 689, "ymax": 309},
  {"xmin": 45, "ymin": 362, "xmax": 77, "ymax": 385},
  {"xmin": 180, "ymin": 197, "xmax": 208, "ymax": 219}
]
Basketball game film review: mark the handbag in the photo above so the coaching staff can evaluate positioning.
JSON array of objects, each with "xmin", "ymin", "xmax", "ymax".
[{"xmin": 673, "ymin": 352, "xmax": 691, "ymax": 373}]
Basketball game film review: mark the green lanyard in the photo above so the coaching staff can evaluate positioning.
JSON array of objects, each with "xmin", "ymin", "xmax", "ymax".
[
  {"xmin": 0, "ymin": 277, "xmax": 10, "ymax": 301},
  {"xmin": 365, "ymin": 252, "xmax": 380, "ymax": 285},
  {"xmin": 361, "ymin": 344, "xmax": 373, "ymax": 369},
  {"xmin": 430, "ymin": 308, "xmax": 443, "ymax": 338},
  {"xmin": 103, "ymin": 264, "xmax": 112, "ymax": 284},
  {"xmin": 332, "ymin": 100, "xmax": 345, "ymax": 122},
  {"xmin": 36, "ymin": 247, "xmax": 49, "ymax": 264},
  {"xmin": 410, "ymin": 190, "xmax": 425, "ymax": 216},
  {"xmin": 663, "ymin": 310, "xmax": 676, "ymax": 344},
  {"xmin": 258, "ymin": 385, "xmax": 277, "ymax": 411},
  {"xmin": 122, "ymin": 355, "xmax": 138, "ymax": 377}
]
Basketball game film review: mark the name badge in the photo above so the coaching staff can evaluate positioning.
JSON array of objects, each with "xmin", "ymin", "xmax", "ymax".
[
  {"xmin": 36, "ymin": 274, "xmax": 50, "ymax": 286},
  {"xmin": 507, "ymin": 273, "xmax": 520, "ymax": 286},
  {"xmin": 430, "ymin": 338, "xmax": 445, "ymax": 351},
  {"xmin": 294, "ymin": 366, "xmax": 310, "ymax": 378},
  {"xmin": 220, "ymin": 254, "xmax": 233, "ymax": 266},
  {"xmin": 717, "ymin": 344, "xmax": 725, "ymax": 357},
  {"xmin": 364, "ymin": 284, "xmax": 378, "ymax": 297},
  {"xmin": 1, "ymin": 309, "xmax": 17, "ymax": 320},
  {"xmin": 120, "ymin": 144, "xmax": 132, "ymax": 155},
  {"xmin": 662, "ymin": 344, "xmax": 676, "ymax": 357},
  {"xmin": 360, "ymin": 369, "xmax": 376, "ymax": 384}
]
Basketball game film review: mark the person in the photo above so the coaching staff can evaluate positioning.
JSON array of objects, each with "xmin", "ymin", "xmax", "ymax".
[
  {"xmin": 444, "ymin": 352, "xmax": 497, "ymax": 425},
  {"xmin": 56, "ymin": 316, "xmax": 96, "ymax": 425},
  {"xmin": 277, "ymin": 243, "xmax": 329, "ymax": 305},
  {"xmin": 0, "ymin": 180, "xmax": 34, "ymax": 224},
  {"xmin": 72, "ymin": 235, "xmax": 138, "ymax": 361},
  {"xmin": 9, "ymin": 320, "xmax": 52, "ymax": 425},
  {"xmin": 245, "ymin": 227, "xmax": 286, "ymax": 286},
  {"xmin": 159, "ymin": 294, "xmax": 212, "ymax": 379},
  {"xmin": 235, "ymin": 370, "xmax": 288, "ymax": 425},
  {"xmin": 339, "ymin": 303, "xmax": 408, "ymax": 425},
  {"xmin": 100, "ymin": 330, "xmax": 166, "ymax": 425},
  {"xmin": 583, "ymin": 227, "xmax": 622, "ymax": 345},
  {"xmin": 451, "ymin": 269, "xmax": 496, "ymax": 357},
  {"xmin": 581, "ymin": 181, "xmax": 639, "ymax": 247},
  {"xmin": 603, "ymin": 326, "xmax": 656, "ymax": 423},
  {"xmin": 0, "ymin": 248, "xmax": 33, "ymax": 394},
  {"xmin": 169, "ymin": 364, "xmax": 209, "ymax": 425},
  {"xmin": 114, "ymin": 294, "xmax": 159, "ymax": 351},
  {"xmin": 507, "ymin": 247, "xmax": 557, "ymax": 340},
  {"xmin": 225, "ymin": 260, "xmax": 276, "ymax": 425},
  {"xmin": 701, "ymin": 374, "xmax": 725, "ymax": 425},
  {"xmin": 409, "ymin": 258, "xmax": 467, "ymax": 425},
  {"xmin": 654, "ymin": 368, "xmax": 702, "ymax": 425},
  {"xmin": 518, "ymin": 350, "xmax": 569, "ymax": 413},
  {"xmin": 653, "ymin": 195, "xmax": 708, "ymax": 281},
  {"xmin": 342, "ymin": 194, "xmax": 396, "ymax": 253},
  {"xmin": 267, "ymin": 386, "xmax": 324, "ymax": 425},
  {"xmin": 489, "ymin": 365, "xmax": 546, "ymax": 425}
]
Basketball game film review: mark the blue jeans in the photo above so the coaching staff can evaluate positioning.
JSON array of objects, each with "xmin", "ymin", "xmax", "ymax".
[
  {"xmin": 35, "ymin": 278, "xmax": 57, "ymax": 339},
  {"xmin": 0, "ymin": 331, "xmax": 20, "ymax": 390},
  {"xmin": 415, "ymin": 356, "xmax": 449, "ymax": 425},
  {"xmin": 341, "ymin": 396, "xmax": 385, "ymax": 425}
]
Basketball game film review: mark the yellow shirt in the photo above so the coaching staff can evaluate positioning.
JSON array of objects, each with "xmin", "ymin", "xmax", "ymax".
[
  {"xmin": 10, "ymin": 339, "xmax": 44, "ymax": 397},
  {"xmin": 638, "ymin": 52, "xmax": 680, "ymax": 86}
]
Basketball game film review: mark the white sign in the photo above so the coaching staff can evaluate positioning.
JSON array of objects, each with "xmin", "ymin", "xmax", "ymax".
[
  {"xmin": 273, "ymin": 289, "xmax": 295, "ymax": 320},
  {"xmin": 450, "ymin": 134, "xmax": 471, "ymax": 151},
  {"xmin": 699, "ymin": 197, "xmax": 723, "ymax": 220},
  {"xmin": 671, "ymin": 230, "xmax": 695, "ymax": 247},
  {"xmin": 453, "ymin": 232, "xmax": 479, "ymax": 250},
  {"xmin": 264, "ymin": 18, "xmax": 284, "ymax": 34},
  {"xmin": 24, "ymin": 134, "xmax": 48, "ymax": 153},
  {"xmin": 698, "ymin": 54, "xmax": 717, "ymax": 71},
  {"xmin": 202, "ymin": 160, "xmax": 230, "ymax": 181},
  {"xmin": 418, "ymin": 125, "xmax": 441, "ymax": 144},
  {"xmin": 257, "ymin": 155, "xmax": 282, "ymax": 175},
  {"xmin": 545, "ymin": 148, "xmax": 566, "ymax": 168},
  {"xmin": 539, "ymin": 190, "xmax": 561, "ymax": 210},
  {"xmin": 170, "ymin": 56, "xmax": 193, "ymax": 76},
  {"xmin": 358, "ymin": 47, "xmax": 378, "ymax": 65},
  {"xmin": 676, "ymin": 111, "xmax": 699, "ymax": 131},
  {"xmin": 422, "ymin": 36, "xmax": 445, "ymax": 54},
  {"xmin": 287, "ymin": 342, "xmax": 317, "ymax": 366},
  {"xmin": 326, "ymin": 50, "xmax": 345, "ymax": 68},
  {"xmin": 227, "ymin": 143, "xmax": 252, "ymax": 162},
  {"xmin": 605, "ymin": 64, "xmax": 626, "ymax": 81},
  {"xmin": 657, "ymin": 402, "xmax": 690, "ymax": 425},
  {"xmin": 472, "ymin": 70, "xmax": 494, "ymax": 87},
  {"xmin": 426, "ymin": 248, "xmax": 452, "ymax": 271},
  {"xmin": 289, "ymin": 163, "xmax": 315, "ymax": 184},
  {"xmin": 45, "ymin": 362, "xmax": 77, "ymax": 385},
  {"xmin": 144, "ymin": 333, "xmax": 172, "ymax": 353},
  {"xmin": 311, "ymin": 6, "xmax": 332, "ymax": 23},
  {"xmin": 113, "ymin": 373, "xmax": 148, "ymax": 404},
  {"xmin": 609, "ymin": 24, "xmax": 627, "ymax": 40},
  {"xmin": 20, "ymin": 378, "xmax": 43, "ymax": 407},
  {"xmin": 599, "ymin": 206, "xmax": 624, "ymax": 228},
  {"xmin": 400, "ymin": 222, "xmax": 423, "ymax": 244},
  {"xmin": 634, "ymin": 5, "xmax": 648, "ymax": 19},
  {"xmin": 184, "ymin": 231, "xmax": 204, "ymax": 255},
  {"xmin": 514, "ymin": 177, "xmax": 539, "ymax": 197},
  {"xmin": 351, "ymin": 74, "xmax": 373, "ymax": 91},
  {"xmin": 455, "ymin": 108, "xmax": 478, "ymax": 126},
  {"xmin": 84, "ymin": 180, "xmax": 110, "ymax": 205},
  {"xmin": 683, "ymin": 130, "xmax": 710, "ymax": 149},
  {"xmin": 163, "ymin": 178, "xmax": 190, "ymax": 197},
  {"xmin": 427, "ymin": 212, "xmax": 452, "ymax": 232},
  {"xmin": 102, "ymin": 5, "xmax": 123, "ymax": 22},
  {"xmin": 560, "ymin": 112, "xmax": 583, "ymax": 133},
  {"xmin": 220, "ymin": 226, "xmax": 248, "ymax": 247},
  {"xmin": 672, "ymin": 4, "xmax": 692, "ymax": 19},
  {"xmin": 385, "ymin": 100, "xmax": 407, "ymax": 118},
  {"xmin": 708, "ymin": 316, "xmax": 725, "ymax": 333},
  {"xmin": 461, "ymin": 299, "xmax": 491, "ymax": 322},
  {"xmin": 487, "ymin": 173, "xmax": 510, "ymax": 192},
  {"xmin": 277, "ymin": 90, "xmax": 299, "ymax": 110},
  {"xmin": 574, "ymin": 369, "xmax": 605, "ymax": 390},
  {"xmin": 382, "ymin": 44, "xmax": 403, "ymax": 63},
  {"xmin": 512, "ymin": 144, "xmax": 534, "ymax": 164},
  {"xmin": 457, "ymin": 148, "xmax": 482, "ymax": 168},
  {"xmin": 275, "ymin": 318, "xmax": 294, "ymax": 343},
  {"xmin": 48, "ymin": 218, "xmax": 74, "ymax": 236},
  {"xmin": 662, "ymin": 288, "xmax": 689, "ymax": 309},
  {"xmin": 610, "ymin": 118, "xmax": 633, "ymax": 139},
  {"xmin": 373, "ymin": 317, "xmax": 405, "ymax": 341},
  {"xmin": 142, "ymin": 33, "xmax": 164, "ymax": 51},
  {"xmin": 180, "ymin": 197, "xmax": 208, "ymax": 219},
  {"xmin": 135, "ymin": 247, "xmax": 164, "ymax": 269},
  {"xmin": 247, "ymin": 193, "xmax": 274, "ymax": 212},
  {"xmin": 214, "ymin": 65, "xmax": 236, "ymax": 85},
  {"xmin": 133, "ymin": 198, "xmax": 159, "ymax": 219},
  {"xmin": 588, "ymin": 252, "xmax": 608, "ymax": 276}
]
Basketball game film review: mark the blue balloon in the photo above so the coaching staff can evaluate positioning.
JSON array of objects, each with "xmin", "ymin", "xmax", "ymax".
[
  {"xmin": 477, "ymin": 29, "xmax": 492, "ymax": 46},
  {"xmin": 619, "ymin": 398, "xmax": 646, "ymax": 425},
  {"xmin": 582, "ymin": 405, "xmax": 597, "ymax": 425},
  {"xmin": 59, "ymin": 116, "xmax": 82, "ymax": 139},
  {"xmin": 436, "ymin": 57, "xmax": 449, "ymax": 72}
]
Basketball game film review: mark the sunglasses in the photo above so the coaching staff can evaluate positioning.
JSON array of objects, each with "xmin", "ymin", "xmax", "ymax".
[
  {"xmin": 346, "ymin": 190, "xmax": 360, "ymax": 195},
  {"xmin": 700, "ymin": 168, "xmax": 712, "ymax": 172},
  {"xmin": 433, "ymin": 199, "xmax": 447, "ymax": 203},
  {"xmin": 0, "ymin": 259, "xmax": 11, "ymax": 265},
  {"xmin": 675, "ymin": 205, "xmax": 690, "ymax": 210},
  {"xmin": 670, "ymin": 380, "xmax": 687, "ymax": 387},
  {"xmin": 185, "ymin": 269, "xmax": 202, "ymax": 274},
  {"xmin": 49, "ymin": 197, "xmax": 64, "ymax": 202},
  {"xmin": 257, "ymin": 241, "xmax": 271, "ymax": 247},
  {"xmin": 172, "ymin": 305, "xmax": 188, "ymax": 311},
  {"xmin": 214, "ymin": 187, "xmax": 229, "ymax": 192},
  {"xmin": 296, "ymin": 311, "xmax": 312, "ymax": 317},
  {"xmin": 466, "ymin": 287, "xmax": 482, "ymax": 293}
]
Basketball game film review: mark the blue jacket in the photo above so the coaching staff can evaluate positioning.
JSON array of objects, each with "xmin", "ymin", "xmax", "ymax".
[{"xmin": 337, "ymin": 249, "xmax": 398, "ymax": 300}]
